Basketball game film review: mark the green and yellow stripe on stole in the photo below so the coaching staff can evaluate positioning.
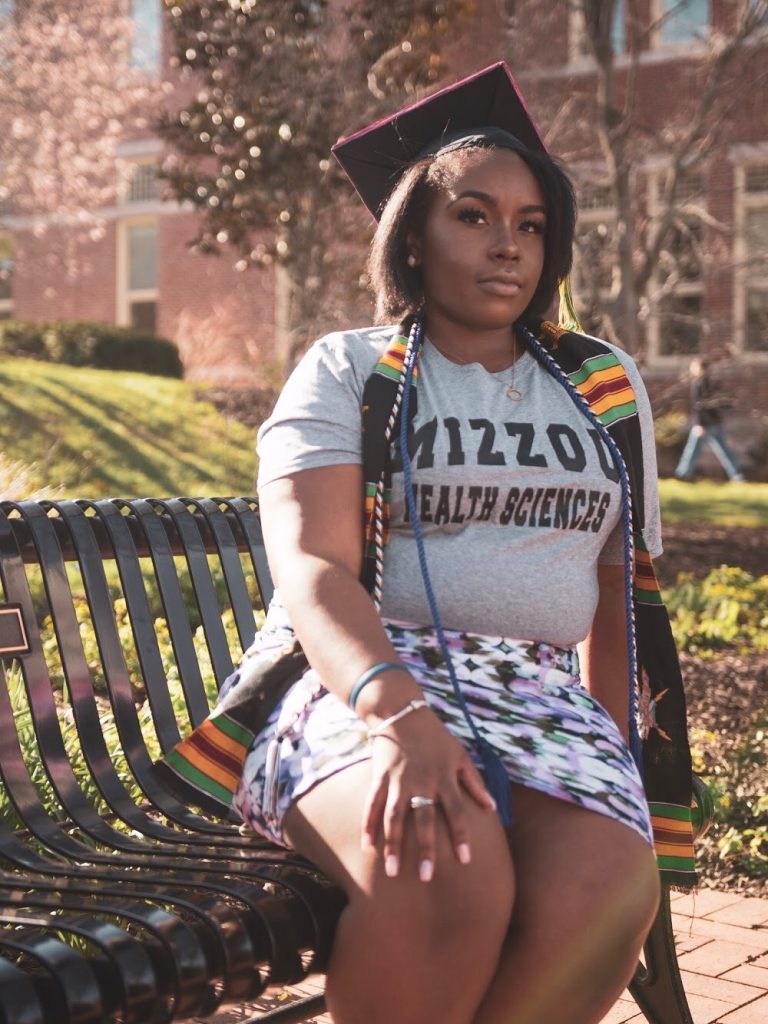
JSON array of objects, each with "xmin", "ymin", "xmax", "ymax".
[
  {"xmin": 569, "ymin": 353, "xmax": 637, "ymax": 427},
  {"xmin": 164, "ymin": 713, "xmax": 254, "ymax": 807},
  {"xmin": 649, "ymin": 803, "xmax": 697, "ymax": 876},
  {"xmin": 374, "ymin": 334, "xmax": 419, "ymax": 383}
]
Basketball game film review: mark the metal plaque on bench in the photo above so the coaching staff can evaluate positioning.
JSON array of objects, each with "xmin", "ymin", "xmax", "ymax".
[{"xmin": 0, "ymin": 604, "xmax": 31, "ymax": 655}]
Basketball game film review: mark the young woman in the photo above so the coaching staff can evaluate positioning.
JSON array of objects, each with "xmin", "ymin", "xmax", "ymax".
[{"xmin": 171, "ymin": 64, "xmax": 696, "ymax": 1024}]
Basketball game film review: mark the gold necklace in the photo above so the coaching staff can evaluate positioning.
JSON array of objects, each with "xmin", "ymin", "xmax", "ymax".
[{"xmin": 428, "ymin": 337, "xmax": 524, "ymax": 401}]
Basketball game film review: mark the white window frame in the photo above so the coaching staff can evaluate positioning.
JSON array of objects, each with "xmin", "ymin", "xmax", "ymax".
[
  {"xmin": 116, "ymin": 215, "xmax": 158, "ymax": 329},
  {"xmin": 733, "ymin": 153, "xmax": 768, "ymax": 360},
  {"xmin": 645, "ymin": 165, "xmax": 706, "ymax": 364},
  {"xmin": 567, "ymin": 2, "xmax": 627, "ymax": 66},
  {"xmin": 115, "ymin": 138, "xmax": 164, "ymax": 216},
  {"xmin": 649, "ymin": 0, "xmax": 711, "ymax": 51},
  {"xmin": 568, "ymin": 5, "xmax": 591, "ymax": 65},
  {"xmin": 118, "ymin": 155, "xmax": 161, "ymax": 207}
]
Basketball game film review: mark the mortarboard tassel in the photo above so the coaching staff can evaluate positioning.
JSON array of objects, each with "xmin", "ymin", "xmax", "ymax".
[{"xmin": 558, "ymin": 276, "xmax": 583, "ymax": 334}]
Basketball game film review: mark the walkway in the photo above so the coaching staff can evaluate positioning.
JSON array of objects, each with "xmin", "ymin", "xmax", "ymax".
[{"xmin": 199, "ymin": 889, "xmax": 768, "ymax": 1024}]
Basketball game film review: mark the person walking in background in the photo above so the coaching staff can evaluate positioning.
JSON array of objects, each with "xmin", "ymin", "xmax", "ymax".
[{"xmin": 675, "ymin": 354, "xmax": 744, "ymax": 482}]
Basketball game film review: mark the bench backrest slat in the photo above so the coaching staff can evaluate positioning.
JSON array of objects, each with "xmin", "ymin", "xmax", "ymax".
[
  {"xmin": 55, "ymin": 500, "xmax": 185, "ymax": 813},
  {"xmin": 115, "ymin": 498, "xmax": 214, "ymax": 729},
  {"xmin": 187, "ymin": 497, "xmax": 259, "ymax": 651},
  {"xmin": 4, "ymin": 503, "xmax": 171, "ymax": 852},
  {"xmin": 81, "ymin": 499, "xmax": 190, "ymax": 750},
  {"xmin": 0, "ymin": 497, "xmax": 272, "ymax": 858}
]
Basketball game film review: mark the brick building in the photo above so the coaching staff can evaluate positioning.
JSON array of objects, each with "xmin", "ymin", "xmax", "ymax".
[
  {"xmin": 0, "ymin": 0, "xmax": 275, "ymax": 382},
  {"xmin": 468, "ymin": 0, "xmax": 768, "ymax": 475},
  {"xmin": 1, "ymin": 1, "xmax": 767, "ymax": 471}
]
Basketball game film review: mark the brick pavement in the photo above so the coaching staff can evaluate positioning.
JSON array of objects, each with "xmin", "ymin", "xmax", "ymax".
[{"xmin": 196, "ymin": 890, "xmax": 768, "ymax": 1024}]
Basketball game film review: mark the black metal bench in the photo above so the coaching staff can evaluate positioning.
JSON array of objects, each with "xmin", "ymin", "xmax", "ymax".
[{"xmin": 0, "ymin": 497, "xmax": 709, "ymax": 1024}]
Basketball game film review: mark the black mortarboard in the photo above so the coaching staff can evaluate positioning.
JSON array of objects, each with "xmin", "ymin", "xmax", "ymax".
[{"xmin": 332, "ymin": 62, "xmax": 547, "ymax": 221}]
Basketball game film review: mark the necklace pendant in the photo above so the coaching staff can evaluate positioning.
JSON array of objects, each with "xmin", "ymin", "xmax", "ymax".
[{"xmin": 506, "ymin": 385, "xmax": 523, "ymax": 401}]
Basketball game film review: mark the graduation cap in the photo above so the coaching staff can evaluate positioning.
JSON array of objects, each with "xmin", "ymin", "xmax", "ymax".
[{"xmin": 332, "ymin": 61, "xmax": 547, "ymax": 221}]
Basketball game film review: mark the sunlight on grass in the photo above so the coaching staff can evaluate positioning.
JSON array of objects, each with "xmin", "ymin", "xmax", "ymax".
[
  {"xmin": 659, "ymin": 478, "xmax": 768, "ymax": 528},
  {"xmin": 0, "ymin": 356, "xmax": 257, "ymax": 497}
]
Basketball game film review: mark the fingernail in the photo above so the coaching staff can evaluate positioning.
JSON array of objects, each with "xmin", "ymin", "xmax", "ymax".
[
  {"xmin": 361, "ymin": 832, "xmax": 373, "ymax": 850},
  {"xmin": 458, "ymin": 843, "xmax": 471, "ymax": 865},
  {"xmin": 419, "ymin": 859, "xmax": 434, "ymax": 883},
  {"xmin": 385, "ymin": 854, "xmax": 399, "ymax": 878},
  {"xmin": 488, "ymin": 795, "xmax": 497, "ymax": 811}
]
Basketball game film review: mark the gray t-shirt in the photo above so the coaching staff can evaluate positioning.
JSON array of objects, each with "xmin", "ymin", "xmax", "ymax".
[{"xmin": 257, "ymin": 325, "xmax": 662, "ymax": 647}]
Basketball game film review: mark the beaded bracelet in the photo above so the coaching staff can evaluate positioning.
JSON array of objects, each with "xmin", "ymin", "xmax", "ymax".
[
  {"xmin": 348, "ymin": 661, "xmax": 406, "ymax": 710},
  {"xmin": 367, "ymin": 699, "xmax": 429, "ymax": 739}
]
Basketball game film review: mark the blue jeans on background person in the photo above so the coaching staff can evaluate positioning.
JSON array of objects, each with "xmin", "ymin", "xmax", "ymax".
[{"xmin": 675, "ymin": 424, "xmax": 744, "ymax": 481}]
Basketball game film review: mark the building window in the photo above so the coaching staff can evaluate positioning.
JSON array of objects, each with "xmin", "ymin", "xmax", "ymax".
[
  {"xmin": 655, "ymin": 0, "xmax": 710, "ymax": 47},
  {"xmin": 657, "ymin": 292, "xmax": 703, "ymax": 356},
  {"xmin": 129, "ymin": 301, "xmax": 157, "ymax": 333},
  {"xmin": 127, "ymin": 161, "xmax": 160, "ymax": 203},
  {"xmin": 736, "ymin": 164, "xmax": 768, "ymax": 353},
  {"xmin": 0, "ymin": 235, "xmax": 12, "ymax": 320},
  {"xmin": 131, "ymin": 0, "xmax": 162, "ymax": 73},
  {"xmin": 128, "ymin": 222, "xmax": 157, "ymax": 291},
  {"xmin": 612, "ymin": 0, "xmax": 627, "ymax": 53},
  {"xmin": 746, "ymin": 290, "xmax": 768, "ymax": 351},
  {"xmin": 572, "ymin": 181, "xmax": 616, "ymax": 334},
  {"xmin": 746, "ymin": 164, "xmax": 768, "ymax": 194},
  {"xmin": 648, "ymin": 170, "xmax": 706, "ymax": 358},
  {"xmin": 118, "ymin": 219, "xmax": 158, "ymax": 334},
  {"xmin": 569, "ymin": 2, "xmax": 627, "ymax": 61}
]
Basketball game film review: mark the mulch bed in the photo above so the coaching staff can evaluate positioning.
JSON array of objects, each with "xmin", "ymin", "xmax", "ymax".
[{"xmin": 659, "ymin": 525, "xmax": 767, "ymax": 896}]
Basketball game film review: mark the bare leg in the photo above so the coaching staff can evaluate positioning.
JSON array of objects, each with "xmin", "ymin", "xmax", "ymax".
[
  {"xmin": 473, "ymin": 785, "xmax": 660, "ymax": 1024},
  {"xmin": 283, "ymin": 759, "xmax": 515, "ymax": 1024}
]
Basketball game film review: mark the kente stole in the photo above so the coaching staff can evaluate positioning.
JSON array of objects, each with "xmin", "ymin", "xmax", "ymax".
[{"xmin": 160, "ymin": 319, "xmax": 696, "ymax": 889}]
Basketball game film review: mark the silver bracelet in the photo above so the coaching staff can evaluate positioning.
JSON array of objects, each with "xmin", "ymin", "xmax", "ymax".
[{"xmin": 367, "ymin": 698, "xmax": 429, "ymax": 739}]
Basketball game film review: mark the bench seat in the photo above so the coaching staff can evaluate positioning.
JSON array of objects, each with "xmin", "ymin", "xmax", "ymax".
[{"xmin": 0, "ymin": 497, "xmax": 707, "ymax": 1023}]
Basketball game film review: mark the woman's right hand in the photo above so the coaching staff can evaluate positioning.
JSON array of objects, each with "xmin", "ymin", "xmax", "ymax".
[
  {"xmin": 259, "ymin": 467, "xmax": 497, "ymax": 877},
  {"xmin": 360, "ymin": 705, "xmax": 497, "ymax": 882}
]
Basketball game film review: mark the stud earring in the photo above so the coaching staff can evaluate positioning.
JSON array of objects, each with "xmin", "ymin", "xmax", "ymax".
[{"xmin": 407, "ymin": 253, "xmax": 418, "ymax": 268}]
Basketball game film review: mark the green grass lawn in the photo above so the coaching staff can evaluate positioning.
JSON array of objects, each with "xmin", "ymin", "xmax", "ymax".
[
  {"xmin": 659, "ymin": 478, "xmax": 768, "ymax": 528},
  {"xmin": 0, "ymin": 356, "xmax": 257, "ymax": 498}
]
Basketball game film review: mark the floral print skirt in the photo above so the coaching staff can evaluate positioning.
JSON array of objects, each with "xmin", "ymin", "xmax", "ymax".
[{"xmin": 232, "ymin": 606, "xmax": 653, "ymax": 850}]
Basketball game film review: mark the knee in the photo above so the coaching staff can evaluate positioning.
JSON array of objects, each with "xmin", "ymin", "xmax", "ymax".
[
  {"xmin": 620, "ymin": 852, "xmax": 661, "ymax": 943},
  {"xmin": 432, "ymin": 853, "xmax": 515, "ymax": 954},
  {"xmin": 371, "ymin": 831, "xmax": 515, "ymax": 964},
  {"xmin": 591, "ymin": 840, "xmax": 661, "ymax": 948}
]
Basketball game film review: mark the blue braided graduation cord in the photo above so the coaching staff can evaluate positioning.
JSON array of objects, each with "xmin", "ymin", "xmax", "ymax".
[
  {"xmin": 518, "ymin": 325, "xmax": 644, "ymax": 776},
  {"xmin": 398, "ymin": 317, "xmax": 513, "ymax": 825}
]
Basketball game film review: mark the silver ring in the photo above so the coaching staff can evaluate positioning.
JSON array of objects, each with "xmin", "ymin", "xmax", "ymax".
[{"xmin": 409, "ymin": 795, "xmax": 436, "ymax": 810}]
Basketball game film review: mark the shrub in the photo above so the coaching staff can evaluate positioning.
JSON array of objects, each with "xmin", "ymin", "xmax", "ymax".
[
  {"xmin": 654, "ymin": 409, "xmax": 688, "ymax": 450},
  {"xmin": 690, "ymin": 722, "xmax": 767, "ymax": 882},
  {"xmin": 0, "ymin": 319, "xmax": 182, "ymax": 377},
  {"xmin": 665, "ymin": 566, "xmax": 768, "ymax": 654},
  {"xmin": 666, "ymin": 568, "xmax": 768, "ymax": 883},
  {"xmin": 0, "ymin": 599, "xmax": 266, "ymax": 831}
]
